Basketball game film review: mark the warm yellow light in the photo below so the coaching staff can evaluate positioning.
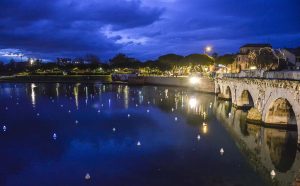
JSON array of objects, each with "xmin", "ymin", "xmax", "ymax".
[
  {"xmin": 189, "ymin": 97, "xmax": 198, "ymax": 109},
  {"xmin": 205, "ymin": 46, "xmax": 212, "ymax": 53},
  {"xmin": 30, "ymin": 59, "xmax": 34, "ymax": 65},
  {"xmin": 203, "ymin": 125, "xmax": 208, "ymax": 134},
  {"xmin": 250, "ymin": 66, "xmax": 257, "ymax": 70},
  {"xmin": 189, "ymin": 76, "xmax": 200, "ymax": 85}
]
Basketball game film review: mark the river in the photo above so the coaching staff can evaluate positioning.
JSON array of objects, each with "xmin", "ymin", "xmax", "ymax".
[{"xmin": 0, "ymin": 83, "xmax": 299, "ymax": 186}]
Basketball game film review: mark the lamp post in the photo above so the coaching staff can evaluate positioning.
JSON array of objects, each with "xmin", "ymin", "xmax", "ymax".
[{"xmin": 204, "ymin": 45, "xmax": 214, "ymax": 74}]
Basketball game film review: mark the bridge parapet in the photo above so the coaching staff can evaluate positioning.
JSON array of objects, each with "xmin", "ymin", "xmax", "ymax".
[{"xmin": 221, "ymin": 70, "xmax": 300, "ymax": 81}]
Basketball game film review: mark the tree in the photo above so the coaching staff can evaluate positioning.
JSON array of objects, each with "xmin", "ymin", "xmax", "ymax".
[
  {"xmin": 84, "ymin": 54, "xmax": 101, "ymax": 65},
  {"xmin": 248, "ymin": 48, "xmax": 285, "ymax": 70},
  {"xmin": 0, "ymin": 61, "xmax": 4, "ymax": 74},
  {"xmin": 182, "ymin": 54, "xmax": 214, "ymax": 66},
  {"xmin": 212, "ymin": 52, "xmax": 218, "ymax": 59},
  {"xmin": 109, "ymin": 53, "xmax": 141, "ymax": 69},
  {"xmin": 158, "ymin": 54, "xmax": 184, "ymax": 66},
  {"xmin": 215, "ymin": 54, "xmax": 235, "ymax": 65}
]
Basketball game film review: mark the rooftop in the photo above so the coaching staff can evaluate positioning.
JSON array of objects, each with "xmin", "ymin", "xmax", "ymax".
[
  {"xmin": 240, "ymin": 44, "xmax": 272, "ymax": 48},
  {"xmin": 285, "ymin": 47, "xmax": 300, "ymax": 56}
]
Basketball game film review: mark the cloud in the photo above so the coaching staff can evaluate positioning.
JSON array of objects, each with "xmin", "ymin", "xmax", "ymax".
[
  {"xmin": 0, "ymin": 0, "xmax": 299, "ymax": 62},
  {"xmin": 0, "ymin": 0, "xmax": 163, "ymax": 61}
]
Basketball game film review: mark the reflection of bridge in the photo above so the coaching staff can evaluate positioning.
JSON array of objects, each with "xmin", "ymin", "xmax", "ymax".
[
  {"xmin": 215, "ymin": 77, "xmax": 300, "ymax": 144},
  {"xmin": 213, "ymin": 100, "xmax": 300, "ymax": 185}
]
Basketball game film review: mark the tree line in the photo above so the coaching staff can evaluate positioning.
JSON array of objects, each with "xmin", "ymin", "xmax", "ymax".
[{"xmin": 0, "ymin": 53, "xmax": 235, "ymax": 75}]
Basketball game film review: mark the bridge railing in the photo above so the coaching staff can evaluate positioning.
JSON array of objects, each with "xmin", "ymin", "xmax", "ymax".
[{"xmin": 219, "ymin": 70, "xmax": 300, "ymax": 80}]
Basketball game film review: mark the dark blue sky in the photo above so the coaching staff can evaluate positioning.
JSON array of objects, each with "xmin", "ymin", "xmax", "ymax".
[{"xmin": 0, "ymin": 0, "xmax": 299, "ymax": 62}]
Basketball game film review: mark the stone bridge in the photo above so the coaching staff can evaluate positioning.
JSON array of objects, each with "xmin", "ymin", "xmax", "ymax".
[{"xmin": 215, "ymin": 77, "xmax": 300, "ymax": 144}]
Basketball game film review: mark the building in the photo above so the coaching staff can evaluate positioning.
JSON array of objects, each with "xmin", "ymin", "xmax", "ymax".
[
  {"xmin": 282, "ymin": 47, "xmax": 300, "ymax": 68},
  {"xmin": 232, "ymin": 44, "xmax": 272, "ymax": 72},
  {"xmin": 57, "ymin": 58, "xmax": 72, "ymax": 66}
]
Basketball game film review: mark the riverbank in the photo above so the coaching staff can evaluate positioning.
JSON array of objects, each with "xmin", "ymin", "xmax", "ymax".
[
  {"xmin": 128, "ymin": 76, "xmax": 215, "ymax": 93},
  {"xmin": 0, "ymin": 75, "xmax": 216, "ymax": 93}
]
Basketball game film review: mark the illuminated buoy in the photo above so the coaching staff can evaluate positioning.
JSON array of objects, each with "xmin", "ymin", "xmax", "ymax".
[
  {"xmin": 136, "ymin": 104, "xmax": 138, "ymax": 107},
  {"xmin": 85, "ymin": 173, "xmax": 91, "ymax": 180},
  {"xmin": 112, "ymin": 128, "xmax": 116, "ymax": 132},
  {"xmin": 97, "ymin": 110, "xmax": 100, "ymax": 113},
  {"xmin": 197, "ymin": 134, "xmax": 201, "ymax": 140},
  {"xmin": 68, "ymin": 110, "xmax": 71, "ymax": 113},
  {"xmin": 270, "ymin": 170, "xmax": 276, "ymax": 178},
  {"xmin": 128, "ymin": 114, "xmax": 131, "ymax": 118},
  {"xmin": 37, "ymin": 113, "xmax": 40, "ymax": 116},
  {"xmin": 3, "ymin": 125, "xmax": 7, "ymax": 132},
  {"xmin": 174, "ymin": 117, "xmax": 178, "ymax": 121},
  {"xmin": 60, "ymin": 105, "xmax": 63, "ymax": 107},
  {"xmin": 101, "ymin": 104, "xmax": 104, "ymax": 107},
  {"xmin": 5, "ymin": 107, "xmax": 8, "ymax": 110},
  {"xmin": 53, "ymin": 133, "xmax": 57, "ymax": 140},
  {"xmin": 137, "ymin": 141, "xmax": 141, "ymax": 146},
  {"xmin": 147, "ymin": 109, "xmax": 150, "ymax": 113},
  {"xmin": 220, "ymin": 148, "xmax": 224, "ymax": 155},
  {"xmin": 75, "ymin": 120, "xmax": 79, "ymax": 124}
]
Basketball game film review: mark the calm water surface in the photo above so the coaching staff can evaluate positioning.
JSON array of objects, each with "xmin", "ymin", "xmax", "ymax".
[{"xmin": 0, "ymin": 83, "xmax": 299, "ymax": 186}]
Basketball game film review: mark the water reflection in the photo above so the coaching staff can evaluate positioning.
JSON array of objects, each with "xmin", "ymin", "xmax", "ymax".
[
  {"xmin": 30, "ymin": 83, "xmax": 36, "ymax": 108},
  {"xmin": 214, "ymin": 100, "xmax": 300, "ymax": 185},
  {"xmin": 0, "ymin": 83, "xmax": 299, "ymax": 186}
]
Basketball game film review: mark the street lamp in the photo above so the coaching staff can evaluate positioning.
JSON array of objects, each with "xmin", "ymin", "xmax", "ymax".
[{"xmin": 205, "ymin": 46, "xmax": 212, "ymax": 54}]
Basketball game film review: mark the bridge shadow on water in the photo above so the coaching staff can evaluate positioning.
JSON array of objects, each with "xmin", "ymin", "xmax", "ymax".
[{"xmin": 214, "ymin": 99, "xmax": 300, "ymax": 186}]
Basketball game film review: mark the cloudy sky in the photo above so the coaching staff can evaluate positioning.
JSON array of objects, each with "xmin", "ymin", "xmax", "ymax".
[{"xmin": 0, "ymin": 0, "xmax": 299, "ymax": 62}]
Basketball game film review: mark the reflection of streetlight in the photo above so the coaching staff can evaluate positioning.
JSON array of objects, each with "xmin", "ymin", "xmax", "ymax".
[
  {"xmin": 189, "ymin": 97, "xmax": 198, "ymax": 109},
  {"xmin": 203, "ymin": 125, "xmax": 208, "ymax": 134},
  {"xmin": 31, "ymin": 83, "xmax": 36, "ymax": 107}
]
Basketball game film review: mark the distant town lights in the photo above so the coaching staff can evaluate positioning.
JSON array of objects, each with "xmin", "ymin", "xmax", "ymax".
[{"xmin": 30, "ymin": 58, "xmax": 34, "ymax": 65}]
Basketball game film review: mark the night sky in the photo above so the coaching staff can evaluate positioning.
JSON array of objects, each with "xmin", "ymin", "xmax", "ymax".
[{"xmin": 0, "ymin": 0, "xmax": 299, "ymax": 62}]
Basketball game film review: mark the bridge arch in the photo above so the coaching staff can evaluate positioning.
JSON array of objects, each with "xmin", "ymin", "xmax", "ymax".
[
  {"xmin": 265, "ymin": 128, "xmax": 298, "ymax": 173},
  {"xmin": 264, "ymin": 98, "xmax": 297, "ymax": 125},
  {"xmin": 224, "ymin": 86, "xmax": 232, "ymax": 101},
  {"xmin": 237, "ymin": 90, "xmax": 254, "ymax": 109},
  {"xmin": 215, "ymin": 83, "xmax": 221, "ymax": 94}
]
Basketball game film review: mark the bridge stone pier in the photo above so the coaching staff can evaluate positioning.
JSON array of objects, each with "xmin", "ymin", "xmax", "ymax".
[{"xmin": 215, "ymin": 77, "xmax": 300, "ymax": 144}]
